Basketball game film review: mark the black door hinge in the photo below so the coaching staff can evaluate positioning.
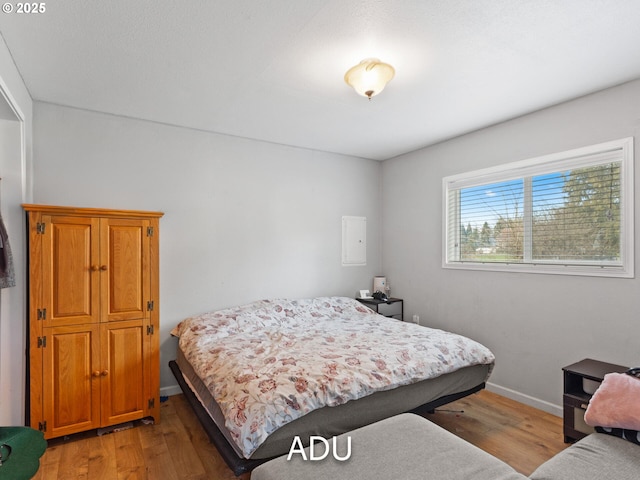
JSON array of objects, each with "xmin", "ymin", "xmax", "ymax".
[
  {"xmin": 147, "ymin": 226, "xmax": 154, "ymax": 237},
  {"xmin": 37, "ymin": 308, "xmax": 47, "ymax": 320},
  {"xmin": 36, "ymin": 222, "xmax": 46, "ymax": 234},
  {"xmin": 147, "ymin": 325, "xmax": 154, "ymax": 335},
  {"xmin": 148, "ymin": 398, "xmax": 155, "ymax": 409},
  {"xmin": 38, "ymin": 421, "xmax": 47, "ymax": 432},
  {"xmin": 37, "ymin": 336, "xmax": 46, "ymax": 348},
  {"xmin": 147, "ymin": 300, "xmax": 154, "ymax": 312}
]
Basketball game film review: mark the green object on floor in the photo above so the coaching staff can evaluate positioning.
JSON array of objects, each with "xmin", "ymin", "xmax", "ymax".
[{"xmin": 0, "ymin": 427, "xmax": 47, "ymax": 479}]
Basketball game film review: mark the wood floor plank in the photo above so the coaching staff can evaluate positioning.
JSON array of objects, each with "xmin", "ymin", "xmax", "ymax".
[
  {"xmin": 32, "ymin": 390, "xmax": 569, "ymax": 479},
  {"xmin": 170, "ymin": 393, "xmax": 250, "ymax": 480},
  {"xmin": 55, "ymin": 433, "xmax": 90, "ymax": 479},
  {"xmin": 86, "ymin": 434, "xmax": 118, "ymax": 480},
  {"xmin": 160, "ymin": 396, "xmax": 209, "ymax": 480},
  {"xmin": 138, "ymin": 413, "xmax": 180, "ymax": 480},
  {"xmin": 113, "ymin": 427, "xmax": 147, "ymax": 480}
]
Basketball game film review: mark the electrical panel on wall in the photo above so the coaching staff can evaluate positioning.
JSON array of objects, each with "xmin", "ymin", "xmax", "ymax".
[{"xmin": 342, "ymin": 216, "xmax": 366, "ymax": 266}]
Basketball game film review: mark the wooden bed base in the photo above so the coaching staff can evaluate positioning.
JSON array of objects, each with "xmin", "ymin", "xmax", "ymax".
[{"xmin": 169, "ymin": 360, "xmax": 485, "ymax": 477}]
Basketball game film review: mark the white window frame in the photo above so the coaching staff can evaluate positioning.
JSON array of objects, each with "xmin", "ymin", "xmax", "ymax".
[{"xmin": 442, "ymin": 137, "xmax": 634, "ymax": 278}]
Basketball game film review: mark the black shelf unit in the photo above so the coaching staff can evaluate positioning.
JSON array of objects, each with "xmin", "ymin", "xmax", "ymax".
[
  {"xmin": 562, "ymin": 358, "xmax": 627, "ymax": 443},
  {"xmin": 356, "ymin": 297, "xmax": 403, "ymax": 321}
]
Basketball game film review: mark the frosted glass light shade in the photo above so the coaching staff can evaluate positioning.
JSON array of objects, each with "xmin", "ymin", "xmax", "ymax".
[{"xmin": 344, "ymin": 58, "xmax": 395, "ymax": 99}]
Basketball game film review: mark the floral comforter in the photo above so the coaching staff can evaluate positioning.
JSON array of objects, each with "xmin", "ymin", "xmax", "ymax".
[{"xmin": 173, "ymin": 297, "xmax": 495, "ymax": 458}]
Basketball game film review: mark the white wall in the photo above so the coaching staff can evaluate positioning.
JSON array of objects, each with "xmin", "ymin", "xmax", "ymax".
[
  {"xmin": 382, "ymin": 79, "xmax": 640, "ymax": 414},
  {"xmin": 32, "ymin": 102, "xmax": 383, "ymax": 394},
  {"xmin": 0, "ymin": 35, "xmax": 33, "ymax": 425},
  {"xmin": 0, "ymin": 118, "xmax": 27, "ymax": 423}
]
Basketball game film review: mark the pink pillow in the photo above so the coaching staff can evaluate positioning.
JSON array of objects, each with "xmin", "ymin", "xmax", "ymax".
[{"xmin": 584, "ymin": 372, "xmax": 640, "ymax": 430}]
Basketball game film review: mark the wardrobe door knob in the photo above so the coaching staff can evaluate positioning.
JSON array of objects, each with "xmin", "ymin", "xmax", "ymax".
[
  {"xmin": 92, "ymin": 371, "xmax": 101, "ymax": 377},
  {"xmin": 91, "ymin": 265, "xmax": 99, "ymax": 271},
  {"xmin": 100, "ymin": 265, "xmax": 108, "ymax": 271},
  {"xmin": 101, "ymin": 370, "xmax": 109, "ymax": 376}
]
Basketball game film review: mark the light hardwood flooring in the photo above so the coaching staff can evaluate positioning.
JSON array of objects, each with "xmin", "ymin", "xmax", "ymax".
[{"xmin": 33, "ymin": 390, "xmax": 568, "ymax": 479}]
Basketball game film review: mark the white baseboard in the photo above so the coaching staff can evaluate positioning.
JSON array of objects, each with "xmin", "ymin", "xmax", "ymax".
[
  {"xmin": 486, "ymin": 382, "xmax": 562, "ymax": 417},
  {"xmin": 161, "ymin": 384, "xmax": 183, "ymax": 397}
]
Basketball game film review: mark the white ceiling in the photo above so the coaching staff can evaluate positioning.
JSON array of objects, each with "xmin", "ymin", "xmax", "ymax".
[{"xmin": 1, "ymin": 0, "xmax": 640, "ymax": 160}]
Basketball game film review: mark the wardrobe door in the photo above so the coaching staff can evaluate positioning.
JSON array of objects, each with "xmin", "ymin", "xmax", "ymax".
[
  {"xmin": 42, "ymin": 324, "xmax": 101, "ymax": 439},
  {"xmin": 100, "ymin": 320, "xmax": 149, "ymax": 426},
  {"xmin": 100, "ymin": 218, "xmax": 150, "ymax": 323},
  {"xmin": 41, "ymin": 215, "xmax": 101, "ymax": 327}
]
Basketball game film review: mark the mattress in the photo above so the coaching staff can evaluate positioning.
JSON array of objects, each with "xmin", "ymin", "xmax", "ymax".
[{"xmin": 176, "ymin": 346, "xmax": 490, "ymax": 459}]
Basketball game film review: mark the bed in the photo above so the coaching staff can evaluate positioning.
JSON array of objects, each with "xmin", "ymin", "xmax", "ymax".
[{"xmin": 170, "ymin": 296, "xmax": 495, "ymax": 475}]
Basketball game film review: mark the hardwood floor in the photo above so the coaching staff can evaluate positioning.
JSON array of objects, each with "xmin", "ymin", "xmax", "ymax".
[
  {"xmin": 429, "ymin": 390, "xmax": 569, "ymax": 475},
  {"xmin": 33, "ymin": 390, "xmax": 568, "ymax": 479}
]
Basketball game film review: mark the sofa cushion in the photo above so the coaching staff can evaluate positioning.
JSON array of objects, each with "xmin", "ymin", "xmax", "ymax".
[
  {"xmin": 529, "ymin": 432, "xmax": 640, "ymax": 480},
  {"xmin": 251, "ymin": 413, "xmax": 527, "ymax": 480}
]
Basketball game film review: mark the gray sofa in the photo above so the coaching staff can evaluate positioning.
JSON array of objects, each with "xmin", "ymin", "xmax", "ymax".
[{"xmin": 251, "ymin": 413, "xmax": 640, "ymax": 480}]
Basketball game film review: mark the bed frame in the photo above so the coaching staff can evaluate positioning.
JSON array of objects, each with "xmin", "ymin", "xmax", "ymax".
[{"xmin": 169, "ymin": 360, "xmax": 485, "ymax": 476}]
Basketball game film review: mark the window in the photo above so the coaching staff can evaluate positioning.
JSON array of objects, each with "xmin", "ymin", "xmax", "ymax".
[{"xmin": 443, "ymin": 138, "xmax": 634, "ymax": 277}]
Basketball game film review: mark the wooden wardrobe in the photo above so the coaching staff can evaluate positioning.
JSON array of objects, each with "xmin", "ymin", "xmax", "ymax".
[{"xmin": 23, "ymin": 205, "xmax": 163, "ymax": 439}]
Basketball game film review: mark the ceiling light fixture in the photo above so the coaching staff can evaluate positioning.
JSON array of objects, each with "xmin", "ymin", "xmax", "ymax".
[{"xmin": 344, "ymin": 58, "xmax": 395, "ymax": 100}]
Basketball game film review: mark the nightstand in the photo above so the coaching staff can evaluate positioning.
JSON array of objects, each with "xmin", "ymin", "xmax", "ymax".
[
  {"xmin": 562, "ymin": 358, "xmax": 627, "ymax": 443},
  {"xmin": 356, "ymin": 297, "xmax": 403, "ymax": 321}
]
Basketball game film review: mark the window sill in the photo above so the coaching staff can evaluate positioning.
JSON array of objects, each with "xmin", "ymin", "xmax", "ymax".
[{"xmin": 442, "ymin": 261, "xmax": 633, "ymax": 278}]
